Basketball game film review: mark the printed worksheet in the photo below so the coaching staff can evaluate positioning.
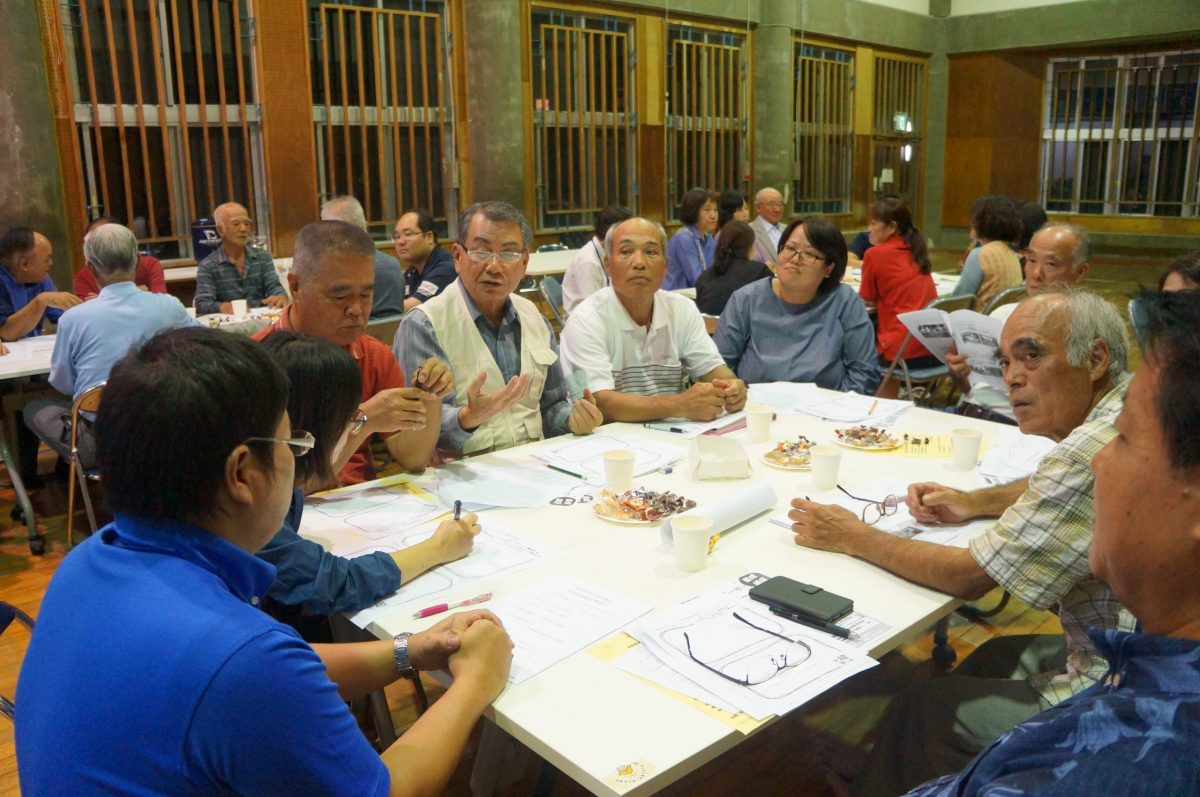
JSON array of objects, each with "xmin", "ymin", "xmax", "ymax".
[
  {"xmin": 534, "ymin": 433, "xmax": 682, "ymax": 484},
  {"xmin": 899, "ymin": 308, "xmax": 1006, "ymax": 390}
]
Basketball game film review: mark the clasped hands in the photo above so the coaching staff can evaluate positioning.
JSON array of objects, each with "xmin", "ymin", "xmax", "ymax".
[
  {"xmin": 408, "ymin": 609, "xmax": 513, "ymax": 697},
  {"xmin": 677, "ymin": 377, "xmax": 747, "ymax": 421}
]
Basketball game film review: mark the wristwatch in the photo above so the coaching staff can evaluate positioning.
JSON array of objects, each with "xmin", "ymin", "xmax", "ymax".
[{"xmin": 393, "ymin": 632, "xmax": 414, "ymax": 676}]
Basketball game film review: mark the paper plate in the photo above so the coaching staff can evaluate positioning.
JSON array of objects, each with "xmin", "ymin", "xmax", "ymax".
[{"xmin": 760, "ymin": 452, "xmax": 812, "ymax": 470}]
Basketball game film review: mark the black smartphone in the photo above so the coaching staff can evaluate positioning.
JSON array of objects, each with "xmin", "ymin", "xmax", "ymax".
[{"xmin": 749, "ymin": 576, "xmax": 854, "ymax": 624}]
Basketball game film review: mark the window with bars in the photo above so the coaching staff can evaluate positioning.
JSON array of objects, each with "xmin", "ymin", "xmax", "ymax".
[
  {"xmin": 309, "ymin": 1, "xmax": 456, "ymax": 240},
  {"xmin": 793, "ymin": 42, "xmax": 854, "ymax": 215},
  {"xmin": 529, "ymin": 6, "xmax": 637, "ymax": 233},
  {"xmin": 665, "ymin": 24, "xmax": 748, "ymax": 221},
  {"xmin": 872, "ymin": 53, "xmax": 926, "ymax": 212},
  {"xmin": 1042, "ymin": 50, "xmax": 1199, "ymax": 217},
  {"xmin": 60, "ymin": 0, "xmax": 262, "ymax": 261}
]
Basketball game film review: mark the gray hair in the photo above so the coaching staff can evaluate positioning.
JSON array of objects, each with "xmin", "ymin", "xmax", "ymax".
[
  {"xmin": 1029, "ymin": 287, "xmax": 1129, "ymax": 381},
  {"xmin": 603, "ymin": 217, "xmax": 669, "ymax": 259},
  {"xmin": 456, "ymin": 202, "xmax": 533, "ymax": 249},
  {"xmin": 292, "ymin": 220, "xmax": 376, "ymax": 279},
  {"xmin": 320, "ymin": 195, "xmax": 368, "ymax": 232},
  {"xmin": 1036, "ymin": 222, "xmax": 1091, "ymax": 269},
  {"xmin": 83, "ymin": 223, "xmax": 138, "ymax": 281}
]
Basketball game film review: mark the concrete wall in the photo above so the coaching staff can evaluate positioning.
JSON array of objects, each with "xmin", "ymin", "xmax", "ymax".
[{"xmin": 0, "ymin": 1, "xmax": 72, "ymax": 288}]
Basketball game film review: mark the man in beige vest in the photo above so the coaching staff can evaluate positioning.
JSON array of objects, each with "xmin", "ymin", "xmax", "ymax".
[{"xmin": 393, "ymin": 201, "xmax": 602, "ymax": 456}]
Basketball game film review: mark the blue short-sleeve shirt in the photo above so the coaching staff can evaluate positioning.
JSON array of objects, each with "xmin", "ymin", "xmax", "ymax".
[{"xmin": 0, "ymin": 267, "xmax": 63, "ymax": 337}]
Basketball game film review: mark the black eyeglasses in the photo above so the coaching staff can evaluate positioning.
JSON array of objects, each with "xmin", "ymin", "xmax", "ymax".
[
  {"xmin": 837, "ymin": 485, "xmax": 899, "ymax": 525},
  {"xmin": 683, "ymin": 612, "xmax": 811, "ymax": 687},
  {"xmin": 243, "ymin": 430, "xmax": 315, "ymax": 458}
]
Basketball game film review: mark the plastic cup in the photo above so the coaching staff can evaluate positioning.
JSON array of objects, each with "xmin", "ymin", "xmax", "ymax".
[
  {"xmin": 231, "ymin": 299, "xmax": 249, "ymax": 319},
  {"xmin": 603, "ymin": 450, "xmax": 635, "ymax": 493},
  {"xmin": 672, "ymin": 514, "xmax": 713, "ymax": 572},
  {"xmin": 746, "ymin": 405, "xmax": 773, "ymax": 443},
  {"xmin": 810, "ymin": 446, "xmax": 842, "ymax": 491},
  {"xmin": 951, "ymin": 428, "xmax": 983, "ymax": 471}
]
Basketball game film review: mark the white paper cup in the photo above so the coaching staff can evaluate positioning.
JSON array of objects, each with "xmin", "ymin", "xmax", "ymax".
[
  {"xmin": 231, "ymin": 299, "xmax": 249, "ymax": 319},
  {"xmin": 810, "ymin": 445, "xmax": 842, "ymax": 491},
  {"xmin": 951, "ymin": 428, "xmax": 983, "ymax": 471},
  {"xmin": 185, "ymin": 307, "xmax": 197, "ymax": 319},
  {"xmin": 672, "ymin": 514, "xmax": 713, "ymax": 572},
  {"xmin": 603, "ymin": 450, "xmax": 635, "ymax": 493},
  {"xmin": 746, "ymin": 405, "xmax": 773, "ymax": 443}
]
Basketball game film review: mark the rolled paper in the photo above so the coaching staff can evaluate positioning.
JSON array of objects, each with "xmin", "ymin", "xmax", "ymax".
[{"xmin": 661, "ymin": 480, "xmax": 778, "ymax": 551}]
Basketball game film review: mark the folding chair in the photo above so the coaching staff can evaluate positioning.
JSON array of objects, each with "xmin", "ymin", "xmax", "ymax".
[
  {"xmin": 878, "ymin": 294, "xmax": 976, "ymax": 405},
  {"xmin": 539, "ymin": 276, "xmax": 566, "ymax": 326},
  {"xmin": 0, "ymin": 601, "xmax": 35, "ymax": 722},
  {"xmin": 983, "ymin": 283, "xmax": 1027, "ymax": 317},
  {"xmin": 67, "ymin": 382, "xmax": 105, "ymax": 547},
  {"xmin": 365, "ymin": 313, "xmax": 404, "ymax": 348}
]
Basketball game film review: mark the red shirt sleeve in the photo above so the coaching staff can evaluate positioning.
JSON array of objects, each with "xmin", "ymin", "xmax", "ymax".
[{"xmin": 138, "ymin": 256, "xmax": 168, "ymax": 293}]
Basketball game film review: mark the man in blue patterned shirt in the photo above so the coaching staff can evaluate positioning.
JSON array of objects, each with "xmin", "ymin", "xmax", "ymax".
[
  {"xmin": 194, "ymin": 202, "xmax": 287, "ymax": 316},
  {"xmin": 904, "ymin": 289, "xmax": 1200, "ymax": 796}
]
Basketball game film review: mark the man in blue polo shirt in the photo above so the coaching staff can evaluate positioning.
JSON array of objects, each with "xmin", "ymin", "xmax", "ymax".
[
  {"xmin": 23, "ymin": 222, "xmax": 195, "ymax": 469},
  {"xmin": 16, "ymin": 328, "xmax": 513, "ymax": 795},
  {"xmin": 393, "ymin": 208, "xmax": 456, "ymax": 312},
  {"xmin": 0, "ymin": 226, "xmax": 81, "ymax": 340}
]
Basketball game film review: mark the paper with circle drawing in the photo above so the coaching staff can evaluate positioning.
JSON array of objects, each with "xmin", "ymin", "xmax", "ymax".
[
  {"xmin": 626, "ymin": 580, "xmax": 877, "ymax": 720},
  {"xmin": 534, "ymin": 433, "xmax": 682, "ymax": 486},
  {"xmin": 431, "ymin": 460, "xmax": 578, "ymax": 508}
]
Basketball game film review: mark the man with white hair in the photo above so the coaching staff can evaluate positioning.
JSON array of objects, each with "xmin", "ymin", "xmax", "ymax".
[
  {"xmin": 791, "ymin": 288, "xmax": 1133, "ymax": 795},
  {"xmin": 24, "ymin": 223, "xmax": 195, "ymax": 467},
  {"xmin": 194, "ymin": 201, "xmax": 287, "ymax": 315},
  {"xmin": 749, "ymin": 187, "xmax": 786, "ymax": 265},
  {"xmin": 320, "ymin": 195, "xmax": 405, "ymax": 319}
]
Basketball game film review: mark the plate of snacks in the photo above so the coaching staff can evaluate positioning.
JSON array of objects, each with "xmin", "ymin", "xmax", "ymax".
[
  {"xmin": 832, "ymin": 425, "xmax": 902, "ymax": 451},
  {"xmin": 761, "ymin": 437, "xmax": 815, "ymax": 470},
  {"xmin": 593, "ymin": 488, "xmax": 697, "ymax": 524}
]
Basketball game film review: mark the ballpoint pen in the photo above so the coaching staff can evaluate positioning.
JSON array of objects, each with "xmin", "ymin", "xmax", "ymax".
[
  {"xmin": 453, "ymin": 499, "xmax": 462, "ymax": 521},
  {"xmin": 412, "ymin": 592, "xmax": 493, "ymax": 619},
  {"xmin": 769, "ymin": 606, "xmax": 853, "ymax": 639}
]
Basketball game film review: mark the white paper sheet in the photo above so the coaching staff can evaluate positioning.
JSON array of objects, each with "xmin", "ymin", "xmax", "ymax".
[
  {"xmin": 1, "ymin": 336, "xmax": 56, "ymax": 360},
  {"xmin": 798, "ymin": 392, "xmax": 912, "ymax": 424},
  {"xmin": 490, "ymin": 572, "xmax": 652, "ymax": 685},
  {"xmin": 979, "ymin": 432, "xmax": 1057, "ymax": 484},
  {"xmin": 746, "ymin": 382, "xmax": 824, "ymax": 414},
  {"xmin": 307, "ymin": 483, "xmax": 446, "ymax": 541},
  {"xmin": 661, "ymin": 480, "xmax": 777, "ymax": 550},
  {"xmin": 627, "ymin": 582, "xmax": 876, "ymax": 720},
  {"xmin": 346, "ymin": 519, "xmax": 560, "ymax": 629},
  {"xmin": 898, "ymin": 308, "xmax": 1006, "ymax": 390},
  {"xmin": 642, "ymin": 411, "xmax": 748, "ymax": 438},
  {"xmin": 533, "ymin": 433, "xmax": 683, "ymax": 485},
  {"xmin": 430, "ymin": 460, "xmax": 578, "ymax": 508},
  {"xmin": 613, "ymin": 642, "xmax": 741, "ymax": 714}
]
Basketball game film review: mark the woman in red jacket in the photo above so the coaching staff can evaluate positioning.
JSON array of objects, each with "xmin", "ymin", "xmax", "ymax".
[{"xmin": 859, "ymin": 197, "xmax": 937, "ymax": 397}]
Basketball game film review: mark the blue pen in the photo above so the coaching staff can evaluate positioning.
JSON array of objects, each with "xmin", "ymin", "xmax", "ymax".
[{"xmin": 453, "ymin": 499, "xmax": 462, "ymax": 521}]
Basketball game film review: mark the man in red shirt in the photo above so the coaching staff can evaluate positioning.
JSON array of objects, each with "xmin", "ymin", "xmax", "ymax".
[
  {"xmin": 74, "ymin": 217, "xmax": 167, "ymax": 298},
  {"xmin": 254, "ymin": 220, "xmax": 450, "ymax": 484}
]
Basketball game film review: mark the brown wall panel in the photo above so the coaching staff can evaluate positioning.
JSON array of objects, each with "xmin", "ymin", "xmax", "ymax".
[{"xmin": 254, "ymin": 1, "xmax": 318, "ymax": 257}]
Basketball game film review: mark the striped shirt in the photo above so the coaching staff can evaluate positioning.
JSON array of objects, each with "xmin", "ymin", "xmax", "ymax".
[
  {"xmin": 194, "ymin": 245, "xmax": 285, "ymax": 316},
  {"xmin": 969, "ymin": 373, "xmax": 1134, "ymax": 706},
  {"xmin": 559, "ymin": 286, "xmax": 724, "ymax": 399}
]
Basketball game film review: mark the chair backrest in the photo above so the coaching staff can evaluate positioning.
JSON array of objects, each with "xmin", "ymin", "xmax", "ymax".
[
  {"xmin": 983, "ymin": 283, "xmax": 1027, "ymax": 316},
  {"xmin": 925, "ymin": 293, "xmax": 977, "ymax": 315},
  {"xmin": 539, "ymin": 276, "xmax": 565, "ymax": 325},
  {"xmin": 0, "ymin": 601, "xmax": 35, "ymax": 722},
  {"xmin": 536, "ymin": 243, "xmax": 569, "ymax": 253},
  {"xmin": 365, "ymin": 314, "xmax": 404, "ymax": 347},
  {"xmin": 72, "ymin": 382, "xmax": 105, "ymax": 423}
]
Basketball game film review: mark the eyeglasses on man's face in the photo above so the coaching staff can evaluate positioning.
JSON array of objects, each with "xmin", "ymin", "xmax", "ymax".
[
  {"xmin": 392, "ymin": 230, "xmax": 426, "ymax": 242},
  {"xmin": 464, "ymin": 249, "xmax": 524, "ymax": 267},
  {"xmin": 837, "ymin": 485, "xmax": 899, "ymax": 525},
  {"xmin": 684, "ymin": 612, "xmax": 812, "ymax": 687},
  {"xmin": 243, "ymin": 430, "xmax": 316, "ymax": 458},
  {"xmin": 778, "ymin": 244, "xmax": 828, "ymax": 267}
]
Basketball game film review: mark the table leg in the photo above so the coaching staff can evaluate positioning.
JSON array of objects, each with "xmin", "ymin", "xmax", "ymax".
[{"xmin": 0, "ymin": 420, "xmax": 42, "ymax": 555}]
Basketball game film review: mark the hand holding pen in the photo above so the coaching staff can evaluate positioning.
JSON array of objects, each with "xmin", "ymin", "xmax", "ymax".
[{"xmin": 428, "ymin": 501, "xmax": 480, "ymax": 564}]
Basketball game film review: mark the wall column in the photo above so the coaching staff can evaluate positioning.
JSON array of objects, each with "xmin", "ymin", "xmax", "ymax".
[
  {"xmin": 922, "ymin": 51, "xmax": 949, "ymax": 245},
  {"xmin": 750, "ymin": 11, "xmax": 793, "ymax": 200}
]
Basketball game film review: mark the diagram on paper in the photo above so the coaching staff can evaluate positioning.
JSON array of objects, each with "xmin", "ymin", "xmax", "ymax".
[
  {"xmin": 308, "ymin": 483, "xmax": 446, "ymax": 540},
  {"xmin": 536, "ymin": 433, "xmax": 681, "ymax": 484}
]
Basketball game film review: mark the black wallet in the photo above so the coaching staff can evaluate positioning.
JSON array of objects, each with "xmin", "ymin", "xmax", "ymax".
[{"xmin": 749, "ymin": 576, "xmax": 854, "ymax": 624}]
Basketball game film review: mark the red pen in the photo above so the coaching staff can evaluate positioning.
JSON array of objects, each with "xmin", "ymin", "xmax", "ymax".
[{"xmin": 411, "ymin": 592, "xmax": 493, "ymax": 619}]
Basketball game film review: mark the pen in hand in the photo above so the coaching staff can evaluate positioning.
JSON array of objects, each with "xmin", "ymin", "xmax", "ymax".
[{"xmin": 453, "ymin": 499, "xmax": 463, "ymax": 521}]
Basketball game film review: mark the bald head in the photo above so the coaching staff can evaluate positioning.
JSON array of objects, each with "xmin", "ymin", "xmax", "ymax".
[
  {"xmin": 754, "ymin": 187, "xmax": 785, "ymax": 226},
  {"xmin": 213, "ymin": 202, "xmax": 251, "ymax": 248},
  {"xmin": 603, "ymin": 217, "xmax": 668, "ymax": 259},
  {"xmin": 1025, "ymin": 224, "xmax": 1090, "ymax": 293},
  {"xmin": 320, "ymin": 196, "xmax": 368, "ymax": 232}
]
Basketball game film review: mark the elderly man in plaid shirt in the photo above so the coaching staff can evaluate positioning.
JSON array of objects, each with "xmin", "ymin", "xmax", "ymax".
[{"xmin": 788, "ymin": 288, "xmax": 1132, "ymax": 796}]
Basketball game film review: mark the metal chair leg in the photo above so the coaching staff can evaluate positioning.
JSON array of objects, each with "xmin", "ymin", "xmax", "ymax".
[
  {"xmin": 0, "ymin": 430, "xmax": 42, "ymax": 554},
  {"xmin": 931, "ymin": 616, "xmax": 957, "ymax": 669}
]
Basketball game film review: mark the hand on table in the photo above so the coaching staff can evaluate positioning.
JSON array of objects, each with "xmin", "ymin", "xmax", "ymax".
[
  {"xmin": 362, "ymin": 386, "xmax": 437, "ymax": 433},
  {"xmin": 411, "ymin": 356, "xmax": 454, "ymax": 398},
  {"xmin": 0, "ymin": 341, "xmax": 7, "ymax": 356},
  {"xmin": 457, "ymin": 371, "xmax": 531, "ymax": 430},
  {"xmin": 567, "ymin": 389, "xmax": 602, "ymax": 435},
  {"xmin": 448, "ymin": 618, "xmax": 513, "ymax": 703},
  {"xmin": 788, "ymin": 497, "xmax": 868, "ymax": 555},
  {"xmin": 428, "ymin": 512, "xmax": 481, "ymax": 564},
  {"xmin": 39, "ymin": 292, "xmax": 83, "ymax": 312},
  {"xmin": 675, "ymin": 381, "xmax": 727, "ymax": 421},
  {"xmin": 263, "ymin": 294, "xmax": 288, "ymax": 309},
  {"xmin": 906, "ymin": 482, "xmax": 974, "ymax": 524},
  {"xmin": 408, "ymin": 609, "xmax": 507, "ymax": 672},
  {"xmin": 711, "ymin": 377, "xmax": 747, "ymax": 412}
]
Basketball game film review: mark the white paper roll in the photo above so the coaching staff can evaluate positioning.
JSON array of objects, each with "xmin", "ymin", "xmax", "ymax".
[{"xmin": 661, "ymin": 480, "xmax": 778, "ymax": 550}]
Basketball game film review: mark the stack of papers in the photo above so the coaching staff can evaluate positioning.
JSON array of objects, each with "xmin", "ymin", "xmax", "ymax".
[
  {"xmin": 746, "ymin": 382, "xmax": 824, "ymax": 413},
  {"xmin": 798, "ymin": 392, "xmax": 912, "ymax": 424},
  {"xmin": 533, "ymin": 433, "xmax": 682, "ymax": 485},
  {"xmin": 643, "ymin": 411, "xmax": 748, "ymax": 439},
  {"xmin": 978, "ymin": 432, "xmax": 1057, "ymax": 484}
]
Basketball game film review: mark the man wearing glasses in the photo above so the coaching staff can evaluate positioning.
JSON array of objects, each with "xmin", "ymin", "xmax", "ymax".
[
  {"xmin": 393, "ymin": 208, "xmax": 456, "ymax": 313},
  {"xmin": 749, "ymin": 187, "xmax": 787, "ymax": 266},
  {"xmin": 394, "ymin": 201, "xmax": 602, "ymax": 456},
  {"xmin": 790, "ymin": 289, "xmax": 1133, "ymax": 795},
  {"xmin": 254, "ymin": 220, "xmax": 452, "ymax": 483}
]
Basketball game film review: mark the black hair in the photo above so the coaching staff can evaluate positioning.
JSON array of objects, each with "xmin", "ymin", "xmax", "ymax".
[
  {"xmin": 777, "ymin": 215, "xmax": 848, "ymax": 295},
  {"xmin": 97, "ymin": 328, "xmax": 289, "ymax": 523},
  {"xmin": 401, "ymin": 208, "xmax": 436, "ymax": 236},
  {"xmin": 596, "ymin": 205, "xmax": 633, "ymax": 241},
  {"xmin": 712, "ymin": 221, "xmax": 756, "ymax": 277},
  {"xmin": 679, "ymin": 188, "xmax": 716, "ymax": 227},
  {"xmin": 1128, "ymin": 290, "xmax": 1200, "ymax": 471},
  {"xmin": 969, "ymin": 195, "xmax": 1021, "ymax": 244},
  {"xmin": 261, "ymin": 331, "xmax": 361, "ymax": 488},
  {"xmin": 0, "ymin": 227, "xmax": 36, "ymax": 267},
  {"xmin": 1158, "ymin": 252, "xmax": 1200, "ymax": 291},
  {"xmin": 869, "ymin": 198, "xmax": 931, "ymax": 274},
  {"xmin": 717, "ymin": 190, "xmax": 747, "ymax": 228},
  {"xmin": 1015, "ymin": 201, "xmax": 1047, "ymax": 251}
]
